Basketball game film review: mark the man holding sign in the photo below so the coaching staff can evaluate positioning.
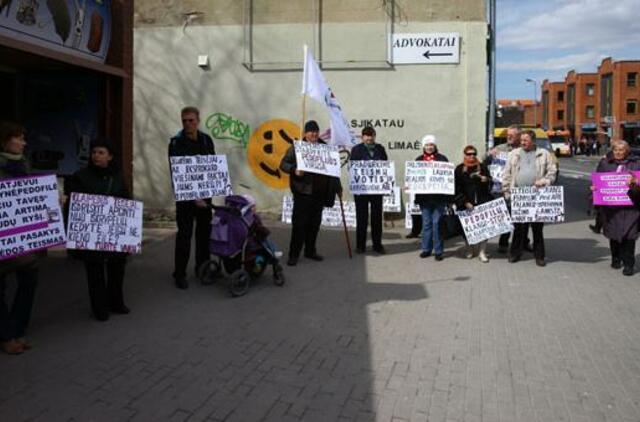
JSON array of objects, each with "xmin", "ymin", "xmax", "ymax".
[
  {"xmin": 349, "ymin": 126, "xmax": 389, "ymax": 254},
  {"xmin": 280, "ymin": 120, "xmax": 342, "ymax": 266},
  {"xmin": 168, "ymin": 106, "xmax": 215, "ymax": 289},
  {"xmin": 502, "ymin": 129, "xmax": 557, "ymax": 266}
]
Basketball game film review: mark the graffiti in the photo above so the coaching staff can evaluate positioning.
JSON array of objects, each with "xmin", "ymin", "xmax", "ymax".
[
  {"xmin": 247, "ymin": 119, "xmax": 300, "ymax": 190},
  {"xmin": 339, "ymin": 149, "xmax": 350, "ymax": 167},
  {"xmin": 205, "ymin": 112, "xmax": 251, "ymax": 148}
]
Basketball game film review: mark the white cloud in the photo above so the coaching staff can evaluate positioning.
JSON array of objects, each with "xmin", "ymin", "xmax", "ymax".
[
  {"xmin": 498, "ymin": 52, "xmax": 608, "ymax": 72},
  {"xmin": 499, "ymin": 0, "xmax": 640, "ymax": 51}
]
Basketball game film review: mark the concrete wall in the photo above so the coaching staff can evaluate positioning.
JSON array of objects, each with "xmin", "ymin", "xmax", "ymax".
[{"xmin": 133, "ymin": 1, "xmax": 487, "ymax": 212}]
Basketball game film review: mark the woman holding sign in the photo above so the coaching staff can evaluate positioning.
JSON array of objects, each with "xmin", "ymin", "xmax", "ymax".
[
  {"xmin": 593, "ymin": 140, "xmax": 640, "ymax": 276},
  {"xmin": 0, "ymin": 122, "xmax": 40, "ymax": 354},
  {"xmin": 455, "ymin": 145, "xmax": 493, "ymax": 262},
  {"xmin": 64, "ymin": 139, "xmax": 131, "ymax": 321}
]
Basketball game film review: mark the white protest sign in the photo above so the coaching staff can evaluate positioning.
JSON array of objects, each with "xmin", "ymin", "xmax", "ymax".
[
  {"xmin": 0, "ymin": 174, "xmax": 66, "ymax": 260},
  {"xmin": 281, "ymin": 195, "xmax": 356, "ymax": 228},
  {"xmin": 383, "ymin": 187, "xmax": 401, "ymax": 213},
  {"xmin": 294, "ymin": 141, "xmax": 341, "ymax": 178},
  {"xmin": 510, "ymin": 186, "xmax": 565, "ymax": 223},
  {"xmin": 456, "ymin": 198, "xmax": 513, "ymax": 245},
  {"xmin": 391, "ymin": 33, "xmax": 460, "ymax": 64},
  {"xmin": 488, "ymin": 152, "xmax": 509, "ymax": 194},
  {"xmin": 170, "ymin": 155, "xmax": 232, "ymax": 201},
  {"xmin": 349, "ymin": 161, "xmax": 395, "ymax": 195},
  {"xmin": 405, "ymin": 161, "xmax": 455, "ymax": 195},
  {"xmin": 66, "ymin": 193, "xmax": 144, "ymax": 253},
  {"xmin": 404, "ymin": 192, "xmax": 422, "ymax": 229}
]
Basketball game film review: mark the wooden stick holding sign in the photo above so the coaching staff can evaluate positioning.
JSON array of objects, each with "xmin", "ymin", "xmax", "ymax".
[{"xmin": 338, "ymin": 195, "xmax": 353, "ymax": 259}]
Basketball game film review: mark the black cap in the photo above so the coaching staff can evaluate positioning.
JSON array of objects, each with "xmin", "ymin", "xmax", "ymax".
[
  {"xmin": 304, "ymin": 120, "xmax": 320, "ymax": 133},
  {"xmin": 90, "ymin": 137, "xmax": 116, "ymax": 155}
]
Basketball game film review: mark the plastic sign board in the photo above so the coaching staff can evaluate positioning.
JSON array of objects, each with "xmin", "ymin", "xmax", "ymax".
[{"xmin": 391, "ymin": 33, "xmax": 460, "ymax": 64}]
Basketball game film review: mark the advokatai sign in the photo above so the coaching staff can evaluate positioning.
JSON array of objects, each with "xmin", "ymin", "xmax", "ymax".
[{"xmin": 391, "ymin": 33, "xmax": 460, "ymax": 65}]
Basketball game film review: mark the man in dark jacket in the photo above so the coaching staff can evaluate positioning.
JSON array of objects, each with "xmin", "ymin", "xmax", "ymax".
[
  {"xmin": 350, "ymin": 126, "xmax": 388, "ymax": 254},
  {"xmin": 168, "ymin": 106, "xmax": 215, "ymax": 289},
  {"xmin": 279, "ymin": 120, "xmax": 342, "ymax": 266}
]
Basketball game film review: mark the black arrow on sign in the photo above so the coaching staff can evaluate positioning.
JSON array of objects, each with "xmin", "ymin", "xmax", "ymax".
[{"xmin": 423, "ymin": 50, "xmax": 453, "ymax": 59}]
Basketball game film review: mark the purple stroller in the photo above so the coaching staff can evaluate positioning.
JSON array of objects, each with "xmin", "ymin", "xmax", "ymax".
[{"xmin": 197, "ymin": 195, "xmax": 285, "ymax": 296}]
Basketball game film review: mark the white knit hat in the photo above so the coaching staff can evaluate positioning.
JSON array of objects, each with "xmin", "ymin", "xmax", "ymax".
[{"xmin": 421, "ymin": 134, "xmax": 437, "ymax": 147}]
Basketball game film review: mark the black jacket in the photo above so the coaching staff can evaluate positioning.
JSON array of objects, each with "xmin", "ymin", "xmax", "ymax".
[
  {"xmin": 350, "ymin": 143, "xmax": 388, "ymax": 161},
  {"xmin": 280, "ymin": 140, "xmax": 342, "ymax": 207},
  {"xmin": 168, "ymin": 130, "xmax": 215, "ymax": 157},
  {"xmin": 64, "ymin": 164, "xmax": 131, "ymax": 262},
  {"xmin": 413, "ymin": 153, "xmax": 453, "ymax": 206},
  {"xmin": 454, "ymin": 163, "xmax": 493, "ymax": 208}
]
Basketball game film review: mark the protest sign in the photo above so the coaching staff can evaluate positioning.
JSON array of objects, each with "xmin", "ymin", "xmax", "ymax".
[
  {"xmin": 170, "ymin": 155, "xmax": 232, "ymax": 201},
  {"xmin": 294, "ymin": 141, "xmax": 341, "ymax": 178},
  {"xmin": 510, "ymin": 186, "xmax": 565, "ymax": 223},
  {"xmin": 456, "ymin": 198, "xmax": 513, "ymax": 245},
  {"xmin": 383, "ymin": 187, "xmax": 401, "ymax": 213},
  {"xmin": 349, "ymin": 161, "xmax": 395, "ymax": 195},
  {"xmin": 66, "ymin": 193, "xmax": 143, "ymax": 254},
  {"xmin": 281, "ymin": 195, "xmax": 356, "ymax": 228},
  {"xmin": 404, "ymin": 161, "xmax": 455, "ymax": 195},
  {"xmin": 591, "ymin": 172, "xmax": 640, "ymax": 206},
  {"xmin": 488, "ymin": 152, "xmax": 509, "ymax": 194},
  {"xmin": 404, "ymin": 192, "xmax": 422, "ymax": 229},
  {"xmin": 0, "ymin": 174, "xmax": 66, "ymax": 261}
]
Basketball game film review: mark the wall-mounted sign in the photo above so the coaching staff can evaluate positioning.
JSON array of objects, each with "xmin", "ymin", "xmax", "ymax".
[
  {"xmin": 391, "ymin": 33, "xmax": 460, "ymax": 65},
  {"xmin": 0, "ymin": 0, "xmax": 112, "ymax": 63}
]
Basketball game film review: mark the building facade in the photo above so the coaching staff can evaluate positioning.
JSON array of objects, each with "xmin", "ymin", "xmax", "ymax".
[
  {"xmin": 564, "ymin": 71, "xmax": 598, "ymax": 142},
  {"xmin": 132, "ymin": 0, "xmax": 488, "ymax": 212},
  {"xmin": 542, "ymin": 81, "xmax": 566, "ymax": 131}
]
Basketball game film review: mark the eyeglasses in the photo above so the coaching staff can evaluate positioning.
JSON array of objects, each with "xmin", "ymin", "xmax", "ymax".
[{"xmin": 464, "ymin": 152, "xmax": 477, "ymax": 156}]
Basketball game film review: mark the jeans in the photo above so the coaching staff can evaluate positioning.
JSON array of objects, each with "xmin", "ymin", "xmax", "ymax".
[
  {"xmin": 420, "ymin": 204, "xmax": 445, "ymax": 254},
  {"xmin": 0, "ymin": 266, "xmax": 38, "ymax": 341}
]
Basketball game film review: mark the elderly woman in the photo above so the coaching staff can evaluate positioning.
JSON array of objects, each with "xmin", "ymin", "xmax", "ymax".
[
  {"xmin": 454, "ymin": 145, "xmax": 493, "ymax": 262},
  {"xmin": 594, "ymin": 140, "xmax": 640, "ymax": 276}
]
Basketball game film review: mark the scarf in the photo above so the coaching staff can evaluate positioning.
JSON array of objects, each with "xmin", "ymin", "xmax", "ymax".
[
  {"xmin": 422, "ymin": 152, "xmax": 436, "ymax": 161},
  {"xmin": 0, "ymin": 152, "xmax": 28, "ymax": 176}
]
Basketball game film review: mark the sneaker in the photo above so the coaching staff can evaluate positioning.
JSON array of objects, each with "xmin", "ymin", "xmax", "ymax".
[
  {"xmin": 478, "ymin": 251, "xmax": 489, "ymax": 263},
  {"xmin": 465, "ymin": 247, "xmax": 474, "ymax": 259},
  {"xmin": 623, "ymin": 266, "xmax": 634, "ymax": 276},
  {"xmin": 435, "ymin": 254, "xmax": 444, "ymax": 261},
  {"xmin": 419, "ymin": 251, "xmax": 432, "ymax": 258}
]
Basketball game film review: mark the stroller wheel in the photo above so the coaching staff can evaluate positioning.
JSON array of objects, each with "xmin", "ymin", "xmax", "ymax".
[
  {"xmin": 273, "ymin": 264, "xmax": 285, "ymax": 286},
  {"xmin": 229, "ymin": 269, "xmax": 250, "ymax": 297},
  {"xmin": 198, "ymin": 260, "xmax": 221, "ymax": 285}
]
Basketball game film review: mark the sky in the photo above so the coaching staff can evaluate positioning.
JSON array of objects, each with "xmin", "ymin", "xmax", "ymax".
[{"xmin": 496, "ymin": 0, "xmax": 640, "ymax": 100}]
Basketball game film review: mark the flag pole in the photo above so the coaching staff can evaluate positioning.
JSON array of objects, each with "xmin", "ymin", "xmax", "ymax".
[
  {"xmin": 300, "ymin": 94, "xmax": 306, "ymax": 141},
  {"xmin": 338, "ymin": 195, "xmax": 353, "ymax": 259}
]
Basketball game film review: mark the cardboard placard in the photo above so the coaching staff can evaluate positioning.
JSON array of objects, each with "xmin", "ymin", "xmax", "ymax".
[
  {"xmin": 349, "ymin": 161, "xmax": 395, "ymax": 195},
  {"xmin": 0, "ymin": 174, "xmax": 66, "ymax": 260},
  {"xmin": 404, "ymin": 192, "xmax": 422, "ymax": 229},
  {"xmin": 511, "ymin": 186, "xmax": 565, "ymax": 223},
  {"xmin": 281, "ymin": 195, "xmax": 356, "ymax": 228},
  {"xmin": 488, "ymin": 152, "xmax": 509, "ymax": 194},
  {"xmin": 404, "ymin": 161, "xmax": 455, "ymax": 195},
  {"xmin": 591, "ymin": 172, "xmax": 640, "ymax": 206},
  {"xmin": 170, "ymin": 155, "xmax": 232, "ymax": 201},
  {"xmin": 456, "ymin": 198, "xmax": 513, "ymax": 245},
  {"xmin": 66, "ymin": 193, "xmax": 143, "ymax": 253},
  {"xmin": 383, "ymin": 187, "xmax": 401, "ymax": 213},
  {"xmin": 294, "ymin": 141, "xmax": 341, "ymax": 178}
]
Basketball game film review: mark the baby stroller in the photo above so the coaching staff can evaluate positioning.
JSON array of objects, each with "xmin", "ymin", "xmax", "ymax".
[{"xmin": 197, "ymin": 195, "xmax": 285, "ymax": 297}]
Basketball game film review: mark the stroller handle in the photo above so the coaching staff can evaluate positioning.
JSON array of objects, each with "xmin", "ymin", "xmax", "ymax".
[{"xmin": 210, "ymin": 204, "xmax": 242, "ymax": 217}]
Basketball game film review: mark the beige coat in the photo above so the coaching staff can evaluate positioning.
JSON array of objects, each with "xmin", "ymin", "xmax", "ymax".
[{"xmin": 502, "ymin": 147, "xmax": 557, "ymax": 196}]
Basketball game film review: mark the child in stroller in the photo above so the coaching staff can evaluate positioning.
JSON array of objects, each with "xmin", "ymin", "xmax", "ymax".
[{"xmin": 197, "ymin": 194, "xmax": 285, "ymax": 296}]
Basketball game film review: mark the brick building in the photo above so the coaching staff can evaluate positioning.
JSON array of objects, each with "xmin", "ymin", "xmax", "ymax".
[
  {"xmin": 597, "ymin": 58, "xmax": 640, "ymax": 143},
  {"xmin": 542, "ymin": 80, "xmax": 566, "ymax": 131},
  {"xmin": 564, "ymin": 70, "xmax": 598, "ymax": 142}
]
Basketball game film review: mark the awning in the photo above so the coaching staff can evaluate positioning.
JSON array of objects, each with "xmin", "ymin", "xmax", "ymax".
[
  {"xmin": 622, "ymin": 122, "xmax": 640, "ymax": 129},
  {"xmin": 581, "ymin": 123, "xmax": 597, "ymax": 130}
]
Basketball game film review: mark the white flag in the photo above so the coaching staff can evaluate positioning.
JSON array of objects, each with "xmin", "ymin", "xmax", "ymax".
[{"xmin": 301, "ymin": 45, "xmax": 356, "ymax": 147}]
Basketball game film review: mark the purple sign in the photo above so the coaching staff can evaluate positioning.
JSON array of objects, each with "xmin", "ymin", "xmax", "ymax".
[{"xmin": 591, "ymin": 172, "xmax": 640, "ymax": 206}]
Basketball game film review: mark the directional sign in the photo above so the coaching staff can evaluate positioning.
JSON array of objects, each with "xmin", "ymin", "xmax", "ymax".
[{"xmin": 391, "ymin": 33, "xmax": 460, "ymax": 65}]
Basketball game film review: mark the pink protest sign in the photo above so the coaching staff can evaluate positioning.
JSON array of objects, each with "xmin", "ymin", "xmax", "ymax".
[{"xmin": 591, "ymin": 172, "xmax": 640, "ymax": 206}]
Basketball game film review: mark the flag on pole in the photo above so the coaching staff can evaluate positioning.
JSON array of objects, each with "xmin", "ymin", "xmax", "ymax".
[{"xmin": 301, "ymin": 45, "xmax": 356, "ymax": 147}]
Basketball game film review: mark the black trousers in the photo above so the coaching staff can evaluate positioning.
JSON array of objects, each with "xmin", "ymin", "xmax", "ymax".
[
  {"xmin": 174, "ymin": 201, "xmax": 212, "ymax": 279},
  {"xmin": 511, "ymin": 222, "xmax": 545, "ymax": 259},
  {"xmin": 0, "ymin": 267, "xmax": 38, "ymax": 341},
  {"xmin": 289, "ymin": 193, "xmax": 324, "ymax": 258},
  {"xmin": 84, "ymin": 260, "xmax": 126, "ymax": 319},
  {"xmin": 610, "ymin": 239, "xmax": 635, "ymax": 268},
  {"xmin": 355, "ymin": 195, "xmax": 383, "ymax": 250},
  {"xmin": 409, "ymin": 214, "xmax": 422, "ymax": 235}
]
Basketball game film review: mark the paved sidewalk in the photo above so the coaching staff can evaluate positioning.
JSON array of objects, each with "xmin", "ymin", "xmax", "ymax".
[{"xmin": 1, "ymin": 180, "xmax": 640, "ymax": 421}]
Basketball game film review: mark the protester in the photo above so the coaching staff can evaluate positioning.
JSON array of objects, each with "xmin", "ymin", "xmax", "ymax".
[
  {"xmin": 168, "ymin": 106, "xmax": 215, "ymax": 289},
  {"xmin": 486, "ymin": 124, "xmax": 520, "ymax": 253},
  {"xmin": 502, "ymin": 129, "xmax": 557, "ymax": 266},
  {"xmin": 0, "ymin": 121, "xmax": 39, "ymax": 354},
  {"xmin": 350, "ymin": 126, "xmax": 388, "ymax": 254},
  {"xmin": 64, "ymin": 139, "xmax": 131, "ymax": 321},
  {"xmin": 593, "ymin": 140, "xmax": 640, "ymax": 276},
  {"xmin": 455, "ymin": 145, "xmax": 493, "ymax": 263},
  {"xmin": 280, "ymin": 120, "xmax": 342, "ymax": 266},
  {"xmin": 414, "ymin": 135, "xmax": 451, "ymax": 261}
]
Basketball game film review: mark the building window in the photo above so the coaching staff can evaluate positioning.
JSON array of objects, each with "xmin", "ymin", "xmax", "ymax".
[
  {"xmin": 557, "ymin": 91, "xmax": 564, "ymax": 102},
  {"xmin": 586, "ymin": 106, "xmax": 595, "ymax": 119},
  {"xmin": 628, "ymin": 100, "xmax": 638, "ymax": 114},
  {"xmin": 586, "ymin": 83, "xmax": 595, "ymax": 96},
  {"xmin": 557, "ymin": 110, "xmax": 564, "ymax": 120},
  {"xmin": 628, "ymin": 72, "xmax": 638, "ymax": 87}
]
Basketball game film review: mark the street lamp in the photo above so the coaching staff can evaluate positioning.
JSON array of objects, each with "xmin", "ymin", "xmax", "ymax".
[{"xmin": 526, "ymin": 78, "xmax": 537, "ymax": 127}]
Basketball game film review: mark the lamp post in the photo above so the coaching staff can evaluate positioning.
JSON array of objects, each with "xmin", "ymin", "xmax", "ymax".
[{"xmin": 526, "ymin": 78, "xmax": 537, "ymax": 127}]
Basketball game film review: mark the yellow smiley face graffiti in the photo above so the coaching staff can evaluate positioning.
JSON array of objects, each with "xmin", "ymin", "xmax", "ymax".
[{"xmin": 247, "ymin": 119, "xmax": 300, "ymax": 190}]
